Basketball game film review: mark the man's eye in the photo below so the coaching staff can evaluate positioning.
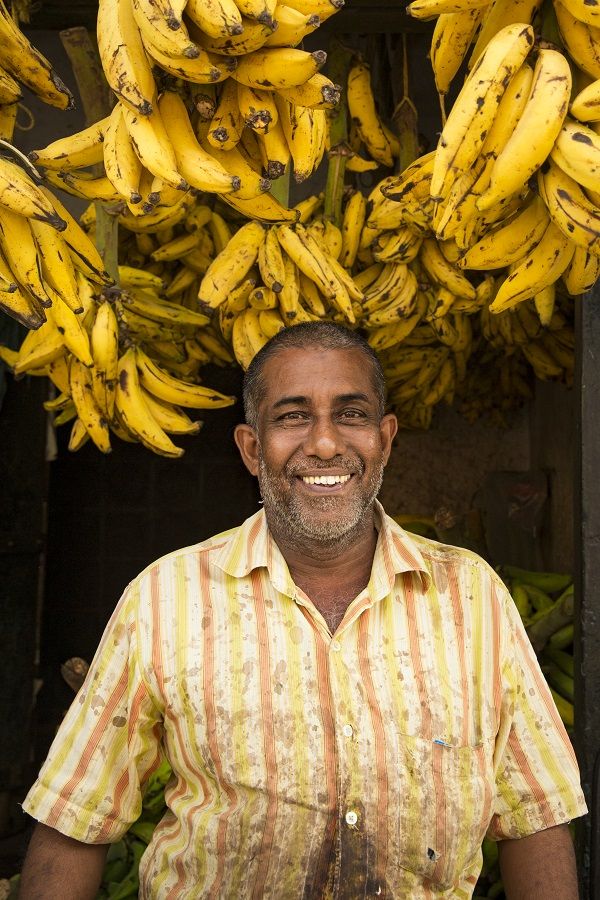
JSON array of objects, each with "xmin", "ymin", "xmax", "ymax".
[
  {"xmin": 279, "ymin": 411, "xmax": 307, "ymax": 421},
  {"xmin": 340, "ymin": 409, "xmax": 365, "ymax": 419}
]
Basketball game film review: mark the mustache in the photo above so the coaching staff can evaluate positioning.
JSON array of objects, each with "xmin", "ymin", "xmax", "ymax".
[{"xmin": 285, "ymin": 456, "xmax": 364, "ymax": 476}]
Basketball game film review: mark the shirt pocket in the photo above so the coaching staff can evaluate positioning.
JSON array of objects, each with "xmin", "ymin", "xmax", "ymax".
[{"xmin": 394, "ymin": 732, "xmax": 494, "ymax": 890}]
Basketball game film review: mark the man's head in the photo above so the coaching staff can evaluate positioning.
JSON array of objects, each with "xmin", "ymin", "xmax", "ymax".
[{"xmin": 234, "ymin": 323, "xmax": 397, "ymax": 550}]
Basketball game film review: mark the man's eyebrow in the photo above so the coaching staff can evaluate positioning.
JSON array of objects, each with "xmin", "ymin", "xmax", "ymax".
[{"xmin": 271, "ymin": 392, "xmax": 371, "ymax": 410}]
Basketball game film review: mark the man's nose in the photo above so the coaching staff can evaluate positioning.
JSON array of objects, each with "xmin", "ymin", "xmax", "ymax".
[{"xmin": 302, "ymin": 417, "xmax": 346, "ymax": 459}]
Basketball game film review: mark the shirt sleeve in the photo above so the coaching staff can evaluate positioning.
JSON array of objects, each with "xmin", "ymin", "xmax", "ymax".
[
  {"xmin": 486, "ymin": 579, "xmax": 587, "ymax": 841},
  {"xmin": 22, "ymin": 578, "xmax": 164, "ymax": 844}
]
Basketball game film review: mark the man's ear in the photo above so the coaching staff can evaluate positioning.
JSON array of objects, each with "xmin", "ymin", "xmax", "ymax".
[
  {"xmin": 380, "ymin": 413, "xmax": 398, "ymax": 465},
  {"xmin": 234, "ymin": 424, "xmax": 260, "ymax": 476}
]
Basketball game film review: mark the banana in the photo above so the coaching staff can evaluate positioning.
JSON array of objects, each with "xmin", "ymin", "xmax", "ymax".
[
  {"xmin": 430, "ymin": 23, "xmax": 535, "ymax": 202},
  {"xmin": 554, "ymin": 0, "xmax": 600, "ymax": 79},
  {"xmin": 562, "ymin": 246, "xmax": 600, "ymax": 294},
  {"xmin": 44, "ymin": 194, "xmax": 109, "ymax": 289},
  {"xmin": 539, "ymin": 158, "xmax": 600, "ymax": 253},
  {"xmin": 490, "ymin": 221, "xmax": 575, "ymax": 313},
  {"xmin": 45, "ymin": 285, "xmax": 93, "ymax": 365},
  {"xmin": 0, "ymin": 0, "xmax": 74, "ymax": 108},
  {"xmin": 207, "ymin": 79, "xmax": 245, "ymax": 149},
  {"xmin": 0, "ymin": 157, "xmax": 66, "ymax": 229},
  {"xmin": 231, "ymin": 308, "xmax": 257, "ymax": 368},
  {"xmin": 298, "ymin": 271, "xmax": 328, "ymax": 315},
  {"xmin": 362, "ymin": 262, "xmax": 413, "ymax": 310},
  {"xmin": 29, "ymin": 117, "xmax": 108, "ymax": 171},
  {"xmin": 430, "ymin": 7, "xmax": 485, "ymax": 96},
  {"xmin": 407, "ymin": 0, "xmax": 489, "ymax": 17},
  {"xmin": 560, "ymin": 0, "xmax": 600, "ymax": 28},
  {"xmin": 347, "ymin": 60, "xmax": 393, "ymax": 167},
  {"xmin": 258, "ymin": 307, "xmax": 286, "ymax": 337},
  {"xmin": 550, "ymin": 120, "xmax": 600, "ymax": 195},
  {"xmin": 458, "ymin": 194, "xmax": 548, "ymax": 270},
  {"xmin": 135, "ymin": 345, "xmax": 236, "ymax": 407},
  {"xmin": 221, "ymin": 189, "xmax": 299, "ymax": 222},
  {"xmin": 257, "ymin": 119, "xmax": 291, "ymax": 178},
  {"xmin": 131, "ymin": 0, "xmax": 200, "ymax": 59},
  {"xmin": 339, "ymin": 190, "xmax": 367, "ymax": 268},
  {"xmin": 420, "ymin": 238, "xmax": 476, "ymax": 299},
  {"xmin": 363, "ymin": 270, "xmax": 419, "ymax": 326},
  {"xmin": 30, "ymin": 218, "xmax": 84, "ymax": 314},
  {"xmin": 194, "ymin": 328, "xmax": 235, "ymax": 362},
  {"xmin": 41, "ymin": 168, "xmax": 122, "ymax": 203},
  {"xmin": 242, "ymin": 306, "xmax": 271, "ymax": 355},
  {"xmin": 468, "ymin": 0, "xmax": 543, "ymax": 68},
  {"xmin": 90, "ymin": 299, "xmax": 119, "ymax": 419},
  {"xmin": 199, "ymin": 220, "xmax": 265, "ymax": 308},
  {"xmin": 0, "ymin": 207, "xmax": 52, "ymax": 307},
  {"xmin": 97, "ymin": 0, "xmax": 156, "ymax": 115},
  {"xmin": 140, "ymin": 387, "xmax": 203, "ymax": 434},
  {"xmin": 142, "ymin": 36, "xmax": 235, "ymax": 82},
  {"xmin": 0, "ymin": 69, "xmax": 21, "ymax": 105},
  {"xmin": 231, "ymin": 48, "xmax": 327, "ymax": 90},
  {"xmin": 477, "ymin": 49, "xmax": 572, "ymax": 212},
  {"xmin": 102, "ymin": 103, "xmax": 143, "ymax": 205},
  {"xmin": 276, "ymin": 97, "xmax": 327, "ymax": 182},
  {"xmin": 570, "ymin": 78, "xmax": 600, "ymax": 121},
  {"xmin": 258, "ymin": 226, "xmax": 286, "ymax": 292},
  {"xmin": 234, "ymin": 0, "xmax": 277, "ymax": 24},
  {"xmin": 366, "ymin": 302, "xmax": 425, "ymax": 352},
  {"xmin": 521, "ymin": 341, "xmax": 563, "ymax": 379},
  {"xmin": 189, "ymin": 16, "xmax": 271, "ymax": 55},
  {"xmin": 533, "ymin": 284, "xmax": 556, "ymax": 326},
  {"xmin": 69, "ymin": 357, "xmax": 112, "ymax": 453},
  {"xmin": 116, "ymin": 347, "xmax": 186, "ymax": 456},
  {"xmin": 277, "ymin": 223, "xmax": 353, "ymax": 318},
  {"xmin": 157, "ymin": 92, "xmax": 239, "ymax": 195},
  {"xmin": 122, "ymin": 104, "xmax": 188, "ymax": 191},
  {"xmin": 150, "ymin": 231, "xmax": 203, "ymax": 262},
  {"xmin": 265, "ymin": 5, "xmax": 320, "ymax": 46},
  {"xmin": 284, "ymin": 0, "xmax": 343, "ymax": 20},
  {"xmin": 372, "ymin": 228, "xmax": 423, "ymax": 264},
  {"xmin": 248, "ymin": 286, "xmax": 278, "ymax": 309},
  {"xmin": 0, "ymin": 102, "xmax": 17, "ymax": 141},
  {"xmin": 124, "ymin": 288, "xmax": 211, "ymax": 326},
  {"xmin": 277, "ymin": 73, "xmax": 340, "ymax": 109},
  {"xmin": 236, "ymin": 83, "xmax": 278, "ymax": 132},
  {"xmin": 185, "ymin": 0, "xmax": 244, "ymax": 37},
  {"xmin": 0, "ymin": 281, "xmax": 45, "ymax": 329}
]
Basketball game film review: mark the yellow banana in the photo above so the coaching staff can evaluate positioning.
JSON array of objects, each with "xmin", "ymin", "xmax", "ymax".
[
  {"xmin": 459, "ymin": 194, "xmax": 549, "ymax": 270},
  {"xmin": 490, "ymin": 220, "xmax": 575, "ymax": 313},
  {"xmin": 142, "ymin": 36, "xmax": 234, "ymax": 82},
  {"xmin": 29, "ymin": 117, "xmax": 108, "ymax": 171},
  {"xmin": 468, "ymin": 0, "xmax": 543, "ymax": 68},
  {"xmin": 237, "ymin": 83, "xmax": 279, "ymax": 132},
  {"xmin": 233, "ymin": 0, "xmax": 277, "ymax": 25},
  {"xmin": 257, "ymin": 226, "xmax": 286, "ymax": 292},
  {"xmin": 276, "ymin": 72, "xmax": 340, "ymax": 109},
  {"xmin": 116, "ymin": 347, "xmax": 186, "ymax": 456},
  {"xmin": 136, "ymin": 345, "xmax": 236, "ymax": 407},
  {"xmin": 185, "ymin": 0, "xmax": 244, "ymax": 37},
  {"xmin": 347, "ymin": 60, "xmax": 393, "ymax": 167},
  {"xmin": 276, "ymin": 96, "xmax": 327, "ymax": 182},
  {"xmin": 140, "ymin": 387, "xmax": 203, "ymax": 434},
  {"xmin": 477, "ymin": 49, "xmax": 572, "ymax": 212},
  {"xmin": 407, "ymin": 0, "xmax": 489, "ymax": 17},
  {"xmin": 124, "ymin": 288, "xmax": 211, "ymax": 326},
  {"xmin": 554, "ymin": 0, "xmax": 600, "ymax": 79},
  {"xmin": 284, "ymin": 0, "xmax": 342, "ymax": 20},
  {"xmin": 122, "ymin": 104, "xmax": 187, "ymax": 191},
  {"xmin": 339, "ymin": 190, "xmax": 367, "ymax": 268},
  {"xmin": 257, "ymin": 119, "xmax": 291, "ymax": 179},
  {"xmin": 420, "ymin": 238, "xmax": 476, "ymax": 299},
  {"xmin": 97, "ymin": 0, "xmax": 156, "ymax": 115},
  {"xmin": 560, "ymin": 0, "xmax": 600, "ymax": 28},
  {"xmin": 90, "ymin": 299, "xmax": 119, "ymax": 419},
  {"xmin": 0, "ymin": 157, "xmax": 66, "ymax": 229},
  {"xmin": 538, "ymin": 158, "xmax": 600, "ymax": 254},
  {"xmin": 431, "ymin": 8, "xmax": 486, "ymax": 96},
  {"xmin": 264, "ymin": 5, "xmax": 320, "ymax": 46},
  {"xmin": 69, "ymin": 357, "xmax": 112, "ymax": 453},
  {"xmin": 199, "ymin": 220, "xmax": 266, "ymax": 308},
  {"xmin": 0, "ymin": 207, "xmax": 52, "ymax": 307},
  {"xmin": 562, "ymin": 246, "xmax": 600, "ymax": 294},
  {"xmin": 570, "ymin": 78, "xmax": 600, "ymax": 121},
  {"xmin": 430, "ymin": 23, "xmax": 534, "ymax": 201},
  {"xmin": 221, "ymin": 189, "xmax": 299, "ymax": 222},
  {"xmin": 30, "ymin": 218, "xmax": 83, "ymax": 313},
  {"xmin": 131, "ymin": 0, "xmax": 200, "ymax": 59},
  {"xmin": 231, "ymin": 48, "xmax": 327, "ymax": 90},
  {"xmin": 45, "ymin": 285, "xmax": 93, "ymax": 365},
  {"xmin": 102, "ymin": 103, "xmax": 143, "ymax": 205},
  {"xmin": 0, "ymin": 0, "xmax": 74, "ymax": 108},
  {"xmin": 207, "ymin": 78, "xmax": 245, "ymax": 149}
]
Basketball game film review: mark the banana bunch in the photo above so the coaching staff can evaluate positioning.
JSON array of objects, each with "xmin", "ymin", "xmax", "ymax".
[
  {"xmin": 0, "ymin": 0, "xmax": 74, "ymax": 141},
  {"xmin": 0, "ymin": 194, "xmax": 243, "ymax": 457},
  {"xmin": 346, "ymin": 58, "xmax": 400, "ymax": 170},
  {"xmin": 0, "ymin": 146, "xmax": 113, "ymax": 330}
]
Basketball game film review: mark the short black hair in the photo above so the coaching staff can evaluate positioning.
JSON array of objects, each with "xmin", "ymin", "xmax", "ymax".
[{"xmin": 242, "ymin": 322, "xmax": 386, "ymax": 428}]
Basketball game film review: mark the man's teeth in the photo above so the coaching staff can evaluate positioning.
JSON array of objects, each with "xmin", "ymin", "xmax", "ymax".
[{"xmin": 301, "ymin": 474, "xmax": 351, "ymax": 485}]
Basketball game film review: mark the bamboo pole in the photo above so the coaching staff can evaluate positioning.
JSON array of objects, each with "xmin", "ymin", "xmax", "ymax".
[
  {"xmin": 323, "ymin": 40, "xmax": 352, "ymax": 228},
  {"xmin": 59, "ymin": 27, "xmax": 120, "ymax": 285}
]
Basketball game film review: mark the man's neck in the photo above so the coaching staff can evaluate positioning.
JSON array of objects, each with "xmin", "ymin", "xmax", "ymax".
[{"xmin": 265, "ymin": 509, "xmax": 379, "ymax": 591}]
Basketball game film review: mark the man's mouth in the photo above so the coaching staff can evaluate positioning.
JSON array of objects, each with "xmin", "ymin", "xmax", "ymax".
[{"xmin": 297, "ymin": 473, "xmax": 353, "ymax": 488}]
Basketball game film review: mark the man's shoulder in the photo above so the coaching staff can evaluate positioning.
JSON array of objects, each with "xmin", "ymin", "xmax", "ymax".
[{"xmin": 386, "ymin": 513, "xmax": 504, "ymax": 584}]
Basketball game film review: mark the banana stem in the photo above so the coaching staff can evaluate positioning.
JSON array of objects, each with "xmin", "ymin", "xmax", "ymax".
[
  {"xmin": 59, "ymin": 27, "xmax": 120, "ymax": 286},
  {"xmin": 527, "ymin": 586, "xmax": 574, "ymax": 654},
  {"xmin": 270, "ymin": 164, "xmax": 290, "ymax": 209},
  {"xmin": 324, "ymin": 40, "xmax": 352, "ymax": 227}
]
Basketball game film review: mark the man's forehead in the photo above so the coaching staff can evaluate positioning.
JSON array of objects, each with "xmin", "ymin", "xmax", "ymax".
[{"xmin": 259, "ymin": 346, "xmax": 377, "ymax": 402}]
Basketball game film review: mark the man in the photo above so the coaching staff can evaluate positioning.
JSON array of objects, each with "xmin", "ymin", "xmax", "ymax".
[{"xmin": 20, "ymin": 322, "xmax": 586, "ymax": 898}]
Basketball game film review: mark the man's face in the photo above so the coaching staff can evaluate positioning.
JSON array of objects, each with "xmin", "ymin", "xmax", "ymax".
[{"xmin": 235, "ymin": 347, "xmax": 397, "ymax": 545}]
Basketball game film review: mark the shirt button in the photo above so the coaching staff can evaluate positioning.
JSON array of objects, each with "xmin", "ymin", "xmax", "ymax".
[
  {"xmin": 342, "ymin": 724, "xmax": 353, "ymax": 737},
  {"xmin": 331, "ymin": 640, "xmax": 341, "ymax": 651},
  {"xmin": 345, "ymin": 810, "xmax": 358, "ymax": 826}
]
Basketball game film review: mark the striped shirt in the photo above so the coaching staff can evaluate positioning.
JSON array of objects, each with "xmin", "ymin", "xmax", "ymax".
[{"xmin": 23, "ymin": 503, "xmax": 587, "ymax": 898}]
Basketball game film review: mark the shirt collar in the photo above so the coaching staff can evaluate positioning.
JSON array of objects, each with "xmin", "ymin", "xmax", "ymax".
[{"xmin": 214, "ymin": 501, "xmax": 431, "ymax": 598}]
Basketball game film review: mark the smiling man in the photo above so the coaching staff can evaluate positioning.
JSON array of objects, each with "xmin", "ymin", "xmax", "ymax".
[{"xmin": 20, "ymin": 323, "xmax": 586, "ymax": 899}]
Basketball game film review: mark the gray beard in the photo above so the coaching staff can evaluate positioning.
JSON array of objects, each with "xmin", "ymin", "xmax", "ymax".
[{"xmin": 257, "ymin": 454, "xmax": 384, "ymax": 548}]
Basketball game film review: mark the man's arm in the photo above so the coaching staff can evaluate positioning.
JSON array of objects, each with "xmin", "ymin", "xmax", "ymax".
[
  {"xmin": 19, "ymin": 822, "xmax": 109, "ymax": 900},
  {"xmin": 497, "ymin": 823, "xmax": 578, "ymax": 899}
]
